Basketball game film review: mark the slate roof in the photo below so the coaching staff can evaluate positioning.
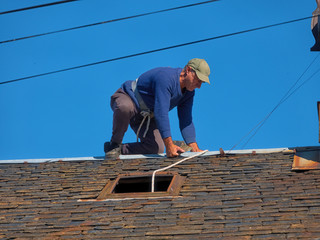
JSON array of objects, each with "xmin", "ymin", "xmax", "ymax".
[{"xmin": 1, "ymin": 147, "xmax": 320, "ymax": 239}]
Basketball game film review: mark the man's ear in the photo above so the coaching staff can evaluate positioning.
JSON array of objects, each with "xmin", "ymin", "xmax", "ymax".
[{"xmin": 186, "ymin": 66, "xmax": 192, "ymax": 73}]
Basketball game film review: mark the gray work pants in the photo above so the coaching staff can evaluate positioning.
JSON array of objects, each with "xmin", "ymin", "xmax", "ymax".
[{"xmin": 110, "ymin": 88, "xmax": 165, "ymax": 155}]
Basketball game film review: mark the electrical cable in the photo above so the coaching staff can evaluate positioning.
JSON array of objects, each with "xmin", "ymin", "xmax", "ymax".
[
  {"xmin": 0, "ymin": 0, "xmax": 79, "ymax": 15},
  {"xmin": 229, "ymin": 53, "xmax": 320, "ymax": 152},
  {"xmin": 228, "ymin": 53, "xmax": 320, "ymax": 152},
  {"xmin": 241, "ymin": 63, "xmax": 320, "ymax": 149},
  {"xmin": 0, "ymin": 15, "xmax": 314, "ymax": 85},
  {"xmin": 0, "ymin": 0, "xmax": 219, "ymax": 45}
]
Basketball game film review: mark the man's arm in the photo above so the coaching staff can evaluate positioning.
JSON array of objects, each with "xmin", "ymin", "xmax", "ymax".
[
  {"xmin": 163, "ymin": 137, "xmax": 185, "ymax": 157},
  {"xmin": 177, "ymin": 96, "xmax": 203, "ymax": 152},
  {"xmin": 177, "ymin": 91, "xmax": 198, "ymax": 145}
]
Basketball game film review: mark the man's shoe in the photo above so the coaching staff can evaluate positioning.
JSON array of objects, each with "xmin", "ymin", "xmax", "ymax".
[
  {"xmin": 104, "ymin": 141, "xmax": 121, "ymax": 159},
  {"xmin": 311, "ymin": 43, "xmax": 320, "ymax": 51}
]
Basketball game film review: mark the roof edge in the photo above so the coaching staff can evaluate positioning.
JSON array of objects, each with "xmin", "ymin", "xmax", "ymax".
[{"xmin": 0, "ymin": 147, "xmax": 294, "ymax": 164}]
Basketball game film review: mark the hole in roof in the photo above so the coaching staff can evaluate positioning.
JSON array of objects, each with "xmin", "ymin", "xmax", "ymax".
[
  {"xmin": 94, "ymin": 172, "xmax": 185, "ymax": 200},
  {"xmin": 113, "ymin": 175, "xmax": 173, "ymax": 193}
]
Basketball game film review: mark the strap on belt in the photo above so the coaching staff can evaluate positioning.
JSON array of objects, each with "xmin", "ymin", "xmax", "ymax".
[{"xmin": 132, "ymin": 79, "xmax": 154, "ymax": 142}]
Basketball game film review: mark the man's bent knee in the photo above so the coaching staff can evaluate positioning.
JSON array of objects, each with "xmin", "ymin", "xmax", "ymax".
[
  {"xmin": 115, "ymin": 101, "xmax": 134, "ymax": 115},
  {"xmin": 144, "ymin": 141, "xmax": 164, "ymax": 154}
]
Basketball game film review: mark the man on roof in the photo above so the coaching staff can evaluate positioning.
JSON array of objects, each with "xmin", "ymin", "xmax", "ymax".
[{"xmin": 104, "ymin": 58, "xmax": 211, "ymax": 159}]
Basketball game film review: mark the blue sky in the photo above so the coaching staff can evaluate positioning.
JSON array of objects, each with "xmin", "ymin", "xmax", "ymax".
[{"xmin": 1, "ymin": 0, "xmax": 319, "ymax": 160}]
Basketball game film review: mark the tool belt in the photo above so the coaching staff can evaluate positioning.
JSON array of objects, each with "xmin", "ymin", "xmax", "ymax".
[{"xmin": 132, "ymin": 79, "xmax": 154, "ymax": 141}]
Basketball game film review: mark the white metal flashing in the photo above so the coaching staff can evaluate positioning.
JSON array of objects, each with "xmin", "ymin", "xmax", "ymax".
[
  {"xmin": 0, "ymin": 147, "xmax": 292, "ymax": 164},
  {"xmin": 120, "ymin": 148, "xmax": 292, "ymax": 160},
  {"xmin": 0, "ymin": 156, "xmax": 104, "ymax": 164}
]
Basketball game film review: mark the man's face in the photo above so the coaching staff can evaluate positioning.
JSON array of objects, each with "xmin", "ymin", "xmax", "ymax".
[{"xmin": 185, "ymin": 67, "xmax": 203, "ymax": 91}]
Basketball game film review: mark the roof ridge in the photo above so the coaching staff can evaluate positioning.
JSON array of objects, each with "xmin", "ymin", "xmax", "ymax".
[{"xmin": 0, "ymin": 147, "xmax": 294, "ymax": 164}]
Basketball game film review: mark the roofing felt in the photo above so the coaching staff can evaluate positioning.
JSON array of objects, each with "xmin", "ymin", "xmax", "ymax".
[{"xmin": 0, "ymin": 147, "xmax": 320, "ymax": 239}]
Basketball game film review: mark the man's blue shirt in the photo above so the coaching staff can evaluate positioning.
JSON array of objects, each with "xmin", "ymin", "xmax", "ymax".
[{"xmin": 122, "ymin": 67, "xmax": 196, "ymax": 144}]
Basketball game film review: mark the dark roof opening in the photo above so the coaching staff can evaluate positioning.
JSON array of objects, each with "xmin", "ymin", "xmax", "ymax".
[
  {"xmin": 113, "ymin": 175, "xmax": 173, "ymax": 193},
  {"xmin": 95, "ymin": 172, "xmax": 185, "ymax": 200}
]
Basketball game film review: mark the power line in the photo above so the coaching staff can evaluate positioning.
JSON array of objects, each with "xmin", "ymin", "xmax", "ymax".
[
  {"xmin": 0, "ymin": 0, "xmax": 219, "ymax": 45},
  {"xmin": 0, "ymin": 15, "xmax": 314, "ymax": 85},
  {"xmin": 241, "ymin": 62, "xmax": 320, "ymax": 149},
  {"xmin": 229, "ymin": 54, "xmax": 320, "ymax": 152},
  {"xmin": 228, "ymin": 53, "xmax": 320, "ymax": 152},
  {"xmin": 0, "ymin": 0, "xmax": 79, "ymax": 15}
]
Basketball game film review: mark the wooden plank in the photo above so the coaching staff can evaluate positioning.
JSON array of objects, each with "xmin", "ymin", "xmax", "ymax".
[{"xmin": 292, "ymin": 150, "xmax": 320, "ymax": 170}]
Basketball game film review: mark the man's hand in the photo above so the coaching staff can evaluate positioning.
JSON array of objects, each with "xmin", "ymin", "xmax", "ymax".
[
  {"xmin": 188, "ymin": 142, "xmax": 203, "ymax": 152},
  {"xmin": 163, "ymin": 137, "xmax": 185, "ymax": 158}
]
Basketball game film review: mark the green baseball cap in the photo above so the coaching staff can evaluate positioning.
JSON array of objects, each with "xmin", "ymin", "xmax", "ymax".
[{"xmin": 187, "ymin": 58, "xmax": 211, "ymax": 84}]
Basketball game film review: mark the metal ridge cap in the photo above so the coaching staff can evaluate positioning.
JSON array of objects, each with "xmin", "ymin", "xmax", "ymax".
[
  {"xmin": 0, "ymin": 156, "xmax": 105, "ymax": 164},
  {"xmin": 227, "ymin": 147, "xmax": 293, "ymax": 154},
  {"xmin": 120, "ymin": 147, "xmax": 292, "ymax": 159},
  {"xmin": 0, "ymin": 147, "xmax": 293, "ymax": 164}
]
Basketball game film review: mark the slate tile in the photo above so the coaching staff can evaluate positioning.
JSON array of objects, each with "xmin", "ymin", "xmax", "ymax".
[{"xmin": 1, "ymin": 150, "xmax": 320, "ymax": 239}]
